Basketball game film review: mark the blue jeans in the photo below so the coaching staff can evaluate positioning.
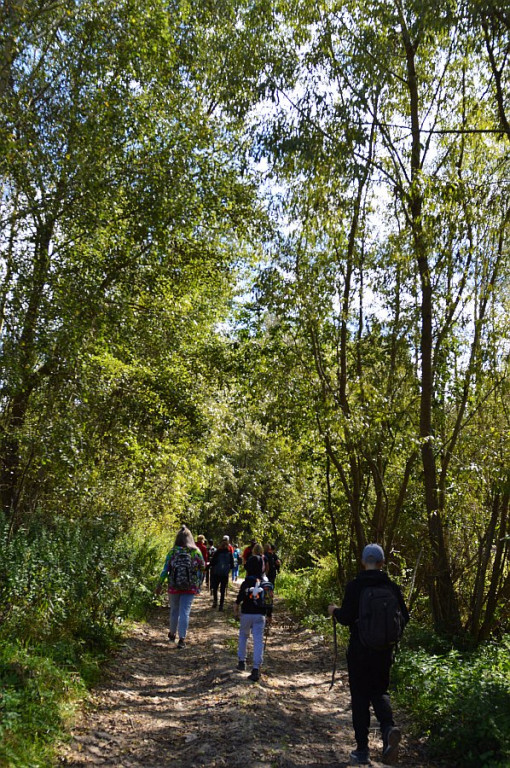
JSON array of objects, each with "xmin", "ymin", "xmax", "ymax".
[
  {"xmin": 169, "ymin": 592, "xmax": 195, "ymax": 639},
  {"xmin": 238, "ymin": 613, "xmax": 266, "ymax": 669}
]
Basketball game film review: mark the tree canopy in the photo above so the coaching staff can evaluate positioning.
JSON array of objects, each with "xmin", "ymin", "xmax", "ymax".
[{"xmin": 1, "ymin": 0, "xmax": 509, "ymax": 641}]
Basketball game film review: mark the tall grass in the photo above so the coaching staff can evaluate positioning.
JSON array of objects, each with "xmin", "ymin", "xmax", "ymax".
[{"xmin": 0, "ymin": 514, "xmax": 162, "ymax": 767}]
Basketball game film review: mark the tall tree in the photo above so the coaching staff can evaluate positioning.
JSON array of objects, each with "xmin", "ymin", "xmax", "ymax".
[{"xmin": 0, "ymin": 0, "xmax": 262, "ymax": 529}]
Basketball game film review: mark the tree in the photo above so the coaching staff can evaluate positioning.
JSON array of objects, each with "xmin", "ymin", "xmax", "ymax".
[
  {"xmin": 242, "ymin": 0, "xmax": 510, "ymax": 636},
  {"xmin": 0, "ymin": 0, "xmax": 262, "ymax": 530}
]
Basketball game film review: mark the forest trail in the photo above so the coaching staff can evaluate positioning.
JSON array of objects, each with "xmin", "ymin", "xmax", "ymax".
[{"xmin": 59, "ymin": 586, "xmax": 436, "ymax": 768}]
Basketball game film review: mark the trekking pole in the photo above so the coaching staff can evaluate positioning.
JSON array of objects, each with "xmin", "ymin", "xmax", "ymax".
[{"xmin": 329, "ymin": 615, "xmax": 338, "ymax": 691}]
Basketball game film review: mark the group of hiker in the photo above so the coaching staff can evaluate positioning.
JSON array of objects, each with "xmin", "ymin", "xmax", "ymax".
[
  {"xmin": 155, "ymin": 526, "xmax": 409, "ymax": 766},
  {"xmin": 155, "ymin": 527, "xmax": 279, "ymax": 675}
]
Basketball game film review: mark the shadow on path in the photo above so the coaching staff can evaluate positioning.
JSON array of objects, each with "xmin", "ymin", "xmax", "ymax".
[{"xmin": 59, "ymin": 587, "xmax": 436, "ymax": 768}]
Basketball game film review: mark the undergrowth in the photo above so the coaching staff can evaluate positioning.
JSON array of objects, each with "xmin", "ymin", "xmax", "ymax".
[
  {"xmin": 393, "ymin": 636, "xmax": 510, "ymax": 768},
  {"xmin": 0, "ymin": 514, "xmax": 163, "ymax": 768}
]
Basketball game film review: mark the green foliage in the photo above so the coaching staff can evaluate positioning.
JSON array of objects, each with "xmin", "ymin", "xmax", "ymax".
[
  {"xmin": 277, "ymin": 555, "xmax": 346, "ymax": 637},
  {"xmin": 0, "ymin": 640, "xmax": 87, "ymax": 768},
  {"xmin": 393, "ymin": 638, "xmax": 510, "ymax": 767},
  {"xmin": 0, "ymin": 515, "xmax": 159, "ymax": 645},
  {"xmin": 0, "ymin": 514, "xmax": 162, "ymax": 767}
]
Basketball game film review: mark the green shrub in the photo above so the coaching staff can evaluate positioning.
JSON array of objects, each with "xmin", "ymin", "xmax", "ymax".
[
  {"xmin": 0, "ymin": 515, "xmax": 160, "ymax": 646},
  {"xmin": 393, "ymin": 637, "xmax": 510, "ymax": 768},
  {"xmin": 277, "ymin": 555, "xmax": 348, "ymax": 640},
  {"xmin": 0, "ymin": 640, "xmax": 86, "ymax": 768},
  {"xmin": 0, "ymin": 514, "xmax": 163, "ymax": 767}
]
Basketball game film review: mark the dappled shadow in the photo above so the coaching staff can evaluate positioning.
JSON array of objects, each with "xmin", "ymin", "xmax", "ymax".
[{"xmin": 59, "ymin": 593, "xmax": 438, "ymax": 768}]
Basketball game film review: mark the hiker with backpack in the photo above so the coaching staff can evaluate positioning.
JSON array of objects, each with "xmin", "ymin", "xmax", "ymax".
[
  {"xmin": 232, "ymin": 544, "xmax": 241, "ymax": 582},
  {"xmin": 327, "ymin": 543, "xmax": 409, "ymax": 766},
  {"xmin": 264, "ymin": 543, "xmax": 281, "ymax": 586},
  {"xmin": 210, "ymin": 536, "xmax": 234, "ymax": 611},
  {"xmin": 233, "ymin": 551, "xmax": 273, "ymax": 682},
  {"xmin": 155, "ymin": 525, "xmax": 205, "ymax": 648}
]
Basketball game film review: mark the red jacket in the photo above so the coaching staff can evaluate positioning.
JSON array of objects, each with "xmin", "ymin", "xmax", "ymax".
[{"xmin": 197, "ymin": 541, "xmax": 209, "ymax": 564}]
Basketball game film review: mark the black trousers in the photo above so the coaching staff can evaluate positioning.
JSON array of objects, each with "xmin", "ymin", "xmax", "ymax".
[
  {"xmin": 347, "ymin": 644, "xmax": 394, "ymax": 750},
  {"xmin": 211, "ymin": 574, "xmax": 228, "ymax": 607}
]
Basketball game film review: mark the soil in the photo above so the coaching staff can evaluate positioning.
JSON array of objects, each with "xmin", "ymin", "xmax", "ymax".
[{"xmin": 58, "ymin": 585, "xmax": 437, "ymax": 768}]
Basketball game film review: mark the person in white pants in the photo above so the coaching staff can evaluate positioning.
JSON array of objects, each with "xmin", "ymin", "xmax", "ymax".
[{"xmin": 233, "ymin": 550, "xmax": 273, "ymax": 682}]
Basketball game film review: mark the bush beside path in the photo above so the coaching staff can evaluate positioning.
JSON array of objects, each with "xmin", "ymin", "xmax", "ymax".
[{"xmin": 59, "ymin": 589, "xmax": 437, "ymax": 768}]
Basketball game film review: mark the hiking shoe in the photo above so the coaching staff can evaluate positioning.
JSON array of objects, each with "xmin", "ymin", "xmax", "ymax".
[
  {"xmin": 177, "ymin": 638, "xmax": 186, "ymax": 649},
  {"xmin": 382, "ymin": 727, "xmax": 401, "ymax": 765},
  {"xmin": 237, "ymin": 660, "xmax": 246, "ymax": 671},
  {"xmin": 218, "ymin": 604, "xmax": 224, "ymax": 611},
  {"xmin": 212, "ymin": 601, "xmax": 218, "ymax": 608},
  {"xmin": 349, "ymin": 749, "xmax": 371, "ymax": 765},
  {"xmin": 248, "ymin": 667, "xmax": 260, "ymax": 682},
  {"xmin": 168, "ymin": 632, "xmax": 176, "ymax": 642}
]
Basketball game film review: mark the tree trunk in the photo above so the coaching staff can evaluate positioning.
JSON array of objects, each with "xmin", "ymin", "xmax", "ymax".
[{"xmin": 398, "ymin": 6, "xmax": 462, "ymax": 634}]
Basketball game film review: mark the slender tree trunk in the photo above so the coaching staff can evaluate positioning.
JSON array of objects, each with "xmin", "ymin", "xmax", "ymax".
[
  {"xmin": 470, "ymin": 490, "xmax": 501, "ymax": 636},
  {"xmin": 398, "ymin": 6, "xmax": 461, "ymax": 634},
  {"xmin": 326, "ymin": 453, "xmax": 344, "ymax": 582},
  {"xmin": 477, "ymin": 487, "xmax": 509, "ymax": 642}
]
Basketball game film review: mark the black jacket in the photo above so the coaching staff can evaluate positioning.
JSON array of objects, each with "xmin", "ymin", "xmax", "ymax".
[
  {"xmin": 235, "ymin": 576, "xmax": 273, "ymax": 616},
  {"xmin": 333, "ymin": 569, "xmax": 409, "ymax": 650},
  {"xmin": 210, "ymin": 548, "xmax": 234, "ymax": 576}
]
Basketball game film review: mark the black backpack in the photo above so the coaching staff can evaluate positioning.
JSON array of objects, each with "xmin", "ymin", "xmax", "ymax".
[
  {"xmin": 242, "ymin": 576, "xmax": 274, "ymax": 610},
  {"xmin": 169, "ymin": 549, "xmax": 193, "ymax": 590},
  {"xmin": 213, "ymin": 549, "xmax": 231, "ymax": 577},
  {"xmin": 358, "ymin": 584, "xmax": 405, "ymax": 650}
]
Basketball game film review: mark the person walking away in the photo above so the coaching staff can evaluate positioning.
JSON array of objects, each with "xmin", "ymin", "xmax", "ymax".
[
  {"xmin": 242, "ymin": 538, "xmax": 257, "ymax": 566},
  {"xmin": 328, "ymin": 543, "xmax": 409, "ymax": 766},
  {"xmin": 210, "ymin": 537, "xmax": 234, "ymax": 611},
  {"xmin": 155, "ymin": 525, "xmax": 205, "ymax": 648},
  {"xmin": 271, "ymin": 543, "xmax": 281, "ymax": 583},
  {"xmin": 207, "ymin": 539, "xmax": 216, "ymax": 591},
  {"xmin": 233, "ymin": 554, "xmax": 273, "ymax": 682},
  {"xmin": 232, "ymin": 544, "xmax": 241, "ymax": 582},
  {"xmin": 264, "ymin": 543, "xmax": 281, "ymax": 586},
  {"xmin": 196, "ymin": 534, "xmax": 209, "ymax": 590},
  {"xmin": 251, "ymin": 542, "xmax": 269, "ymax": 576}
]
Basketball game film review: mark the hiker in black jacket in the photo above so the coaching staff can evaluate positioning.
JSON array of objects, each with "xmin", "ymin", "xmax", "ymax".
[
  {"xmin": 210, "ymin": 538, "xmax": 234, "ymax": 611},
  {"xmin": 233, "ymin": 553, "xmax": 273, "ymax": 682},
  {"xmin": 328, "ymin": 543, "xmax": 409, "ymax": 767}
]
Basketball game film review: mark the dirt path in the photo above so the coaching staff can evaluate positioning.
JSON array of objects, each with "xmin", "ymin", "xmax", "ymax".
[{"xmin": 59, "ymin": 586, "xmax": 435, "ymax": 768}]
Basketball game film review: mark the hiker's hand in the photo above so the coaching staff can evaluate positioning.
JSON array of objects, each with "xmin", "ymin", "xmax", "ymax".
[{"xmin": 327, "ymin": 603, "xmax": 338, "ymax": 616}]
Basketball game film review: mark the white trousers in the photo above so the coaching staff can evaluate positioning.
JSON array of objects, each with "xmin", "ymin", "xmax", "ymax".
[{"xmin": 238, "ymin": 612, "xmax": 266, "ymax": 669}]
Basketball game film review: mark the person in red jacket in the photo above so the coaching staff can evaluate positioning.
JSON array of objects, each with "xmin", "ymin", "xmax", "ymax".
[{"xmin": 242, "ymin": 539, "xmax": 257, "ymax": 565}]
